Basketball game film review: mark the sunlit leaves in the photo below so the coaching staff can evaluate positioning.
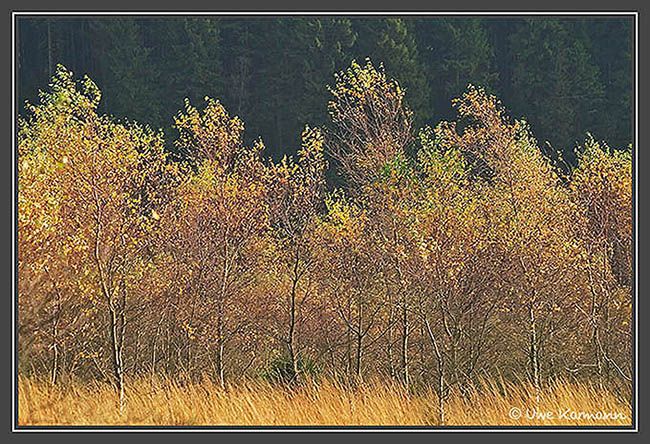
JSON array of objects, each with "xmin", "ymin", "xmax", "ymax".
[
  {"xmin": 18, "ymin": 59, "xmax": 633, "ymax": 389},
  {"xmin": 327, "ymin": 59, "xmax": 413, "ymax": 187}
]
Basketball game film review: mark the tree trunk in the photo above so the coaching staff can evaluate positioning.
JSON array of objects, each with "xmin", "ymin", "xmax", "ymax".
[
  {"xmin": 216, "ymin": 249, "xmax": 231, "ymax": 389},
  {"xmin": 355, "ymin": 301, "xmax": 363, "ymax": 380},
  {"xmin": 50, "ymin": 318, "xmax": 59, "ymax": 386},
  {"xmin": 425, "ymin": 317, "xmax": 445, "ymax": 425},
  {"xmin": 217, "ymin": 306, "xmax": 225, "ymax": 390},
  {"xmin": 586, "ymin": 253, "xmax": 604, "ymax": 388},
  {"xmin": 47, "ymin": 270, "xmax": 62, "ymax": 386},
  {"xmin": 400, "ymin": 293, "xmax": 410, "ymax": 386},
  {"xmin": 529, "ymin": 302, "xmax": 540, "ymax": 405},
  {"xmin": 133, "ymin": 330, "xmax": 140, "ymax": 376},
  {"xmin": 109, "ymin": 305, "xmax": 125, "ymax": 413},
  {"xmin": 346, "ymin": 295, "xmax": 352, "ymax": 379},
  {"xmin": 387, "ymin": 295, "xmax": 396, "ymax": 379},
  {"xmin": 47, "ymin": 19, "xmax": 53, "ymax": 77},
  {"xmin": 601, "ymin": 251, "xmax": 612, "ymax": 383},
  {"xmin": 287, "ymin": 250, "xmax": 300, "ymax": 383}
]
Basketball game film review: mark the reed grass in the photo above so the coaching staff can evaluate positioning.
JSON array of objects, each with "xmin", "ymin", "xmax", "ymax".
[{"xmin": 17, "ymin": 375, "xmax": 632, "ymax": 427}]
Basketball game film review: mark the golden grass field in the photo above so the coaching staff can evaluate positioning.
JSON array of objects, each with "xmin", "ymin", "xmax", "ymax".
[{"xmin": 18, "ymin": 375, "xmax": 632, "ymax": 427}]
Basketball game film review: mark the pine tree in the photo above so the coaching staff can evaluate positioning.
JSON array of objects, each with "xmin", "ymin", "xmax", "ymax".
[
  {"xmin": 228, "ymin": 18, "xmax": 356, "ymax": 158},
  {"xmin": 295, "ymin": 18, "xmax": 357, "ymax": 127},
  {"xmin": 90, "ymin": 18, "xmax": 162, "ymax": 126},
  {"xmin": 416, "ymin": 18, "xmax": 499, "ymax": 122},
  {"xmin": 220, "ymin": 19, "xmax": 256, "ymax": 117},
  {"xmin": 352, "ymin": 18, "xmax": 429, "ymax": 128},
  {"xmin": 581, "ymin": 18, "xmax": 633, "ymax": 148},
  {"xmin": 144, "ymin": 17, "xmax": 223, "ymax": 141},
  {"xmin": 16, "ymin": 16, "xmax": 632, "ymax": 164},
  {"xmin": 509, "ymin": 19, "xmax": 605, "ymax": 165}
]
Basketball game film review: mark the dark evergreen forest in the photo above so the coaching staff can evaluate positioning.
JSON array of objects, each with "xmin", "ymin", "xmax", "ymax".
[{"xmin": 17, "ymin": 16, "xmax": 633, "ymax": 162}]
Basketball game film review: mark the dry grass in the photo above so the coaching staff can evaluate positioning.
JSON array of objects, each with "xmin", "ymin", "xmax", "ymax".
[{"xmin": 18, "ymin": 375, "xmax": 632, "ymax": 427}]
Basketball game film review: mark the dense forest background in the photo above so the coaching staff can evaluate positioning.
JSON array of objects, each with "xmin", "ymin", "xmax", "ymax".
[{"xmin": 17, "ymin": 16, "xmax": 633, "ymax": 163}]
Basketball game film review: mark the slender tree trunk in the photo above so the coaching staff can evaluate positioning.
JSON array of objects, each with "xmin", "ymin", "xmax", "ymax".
[
  {"xmin": 287, "ymin": 248, "xmax": 300, "ymax": 382},
  {"xmin": 288, "ymin": 282, "xmax": 298, "ymax": 380},
  {"xmin": 436, "ymin": 359, "xmax": 445, "ymax": 426},
  {"xmin": 150, "ymin": 337, "xmax": 157, "ymax": 382},
  {"xmin": 150, "ymin": 308, "xmax": 165, "ymax": 382},
  {"xmin": 400, "ymin": 292, "xmax": 410, "ymax": 386},
  {"xmin": 133, "ymin": 330, "xmax": 140, "ymax": 376},
  {"xmin": 529, "ymin": 302, "xmax": 540, "ymax": 405},
  {"xmin": 216, "ymin": 305, "xmax": 225, "ymax": 390},
  {"xmin": 425, "ymin": 317, "xmax": 445, "ymax": 425},
  {"xmin": 355, "ymin": 300, "xmax": 363, "ymax": 380},
  {"xmin": 46, "ymin": 269, "xmax": 62, "ymax": 386},
  {"xmin": 50, "ymin": 311, "xmax": 59, "ymax": 386},
  {"xmin": 216, "ymin": 247, "xmax": 232, "ymax": 389},
  {"xmin": 586, "ymin": 252, "xmax": 604, "ymax": 388},
  {"xmin": 94, "ymin": 254, "xmax": 125, "ymax": 411},
  {"xmin": 91, "ymin": 184, "xmax": 125, "ymax": 412},
  {"xmin": 387, "ymin": 294, "xmax": 396, "ymax": 379},
  {"xmin": 109, "ymin": 305, "xmax": 125, "ymax": 413},
  {"xmin": 346, "ymin": 294, "xmax": 352, "ymax": 379},
  {"xmin": 601, "ymin": 251, "xmax": 612, "ymax": 383},
  {"xmin": 47, "ymin": 19, "xmax": 53, "ymax": 77}
]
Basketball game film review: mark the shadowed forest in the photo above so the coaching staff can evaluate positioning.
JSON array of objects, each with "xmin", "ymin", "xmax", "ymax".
[
  {"xmin": 17, "ymin": 16, "xmax": 633, "ymax": 427},
  {"xmin": 17, "ymin": 17, "xmax": 633, "ymax": 161}
]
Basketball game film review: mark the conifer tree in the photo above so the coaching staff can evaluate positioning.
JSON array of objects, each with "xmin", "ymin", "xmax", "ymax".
[
  {"xmin": 416, "ymin": 18, "xmax": 499, "ymax": 121},
  {"xmin": 509, "ymin": 19, "xmax": 605, "ymax": 164},
  {"xmin": 353, "ymin": 18, "xmax": 429, "ymax": 128},
  {"xmin": 90, "ymin": 18, "xmax": 162, "ymax": 125}
]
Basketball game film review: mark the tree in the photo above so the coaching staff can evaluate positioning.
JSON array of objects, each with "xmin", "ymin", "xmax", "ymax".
[
  {"xmin": 570, "ymin": 136, "xmax": 633, "ymax": 384},
  {"xmin": 437, "ymin": 86, "xmax": 585, "ymax": 401},
  {"xmin": 327, "ymin": 59, "xmax": 419, "ymax": 386},
  {"xmin": 168, "ymin": 97, "xmax": 271, "ymax": 387},
  {"xmin": 220, "ymin": 19, "xmax": 256, "ymax": 118},
  {"xmin": 17, "ymin": 17, "xmax": 633, "ymax": 160},
  {"xmin": 265, "ymin": 126, "xmax": 327, "ymax": 382},
  {"xmin": 317, "ymin": 191, "xmax": 386, "ymax": 382},
  {"xmin": 411, "ymin": 125, "xmax": 496, "ymax": 422},
  {"xmin": 352, "ymin": 18, "xmax": 429, "ymax": 128},
  {"xmin": 581, "ymin": 18, "xmax": 633, "ymax": 149},
  {"xmin": 415, "ymin": 18, "xmax": 499, "ymax": 122},
  {"xmin": 145, "ymin": 17, "xmax": 224, "ymax": 138},
  {"xmin": 19, "ymin": 66, "xmax": 180, "ymax": 410},
  {"xmin": 90, "ymin": 18, "xmax": 162, "ymax": 126},
  {"xmin": 16, "ymin": 36, "xmax": 634, "ymax": 403},
  {"xmin": 232, "ymin": 18, "xmax": 356, "ymax": 157},
  {"xmin": 327, "ymin": 58, "xmax": 413, "ymax": 188},
  {"xmin": 509, "ymin": 19, "xmax": 605, "ymax": 165}
]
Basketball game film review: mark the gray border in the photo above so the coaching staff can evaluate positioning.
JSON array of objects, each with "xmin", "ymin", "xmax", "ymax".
[{"xmin": 3, "ymin": 1, "xmax": 646, "ymax": 440}]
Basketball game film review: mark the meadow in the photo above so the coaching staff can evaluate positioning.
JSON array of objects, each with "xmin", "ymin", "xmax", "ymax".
[{"xmin": 18, "ymin": 376, "xmax": 631, "ymax": 427}]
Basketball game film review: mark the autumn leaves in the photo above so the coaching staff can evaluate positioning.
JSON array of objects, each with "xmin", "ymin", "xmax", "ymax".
[{"xmin": 18, "ymin": 61, "xmax": 632, "ymax": 413}]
